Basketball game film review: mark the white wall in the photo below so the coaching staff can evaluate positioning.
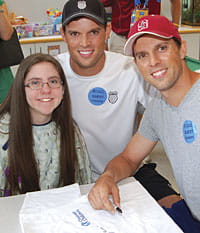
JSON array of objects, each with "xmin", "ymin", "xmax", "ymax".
[
  {"xmin": 6, "ymin": 0, "xmax": 68, "ymax": 23},
  {"xmin": 161, "ymin": 1, "xmax": 171, "ymax": 21},
  {"xmin": 6, "ymin": 0, "xmax": 172, "ymax": 23}
]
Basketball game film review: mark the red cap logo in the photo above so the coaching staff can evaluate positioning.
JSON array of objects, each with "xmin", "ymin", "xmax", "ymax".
[{"xmin": 138, "ymin": 19, "xmax": 149, "ymax": 32}]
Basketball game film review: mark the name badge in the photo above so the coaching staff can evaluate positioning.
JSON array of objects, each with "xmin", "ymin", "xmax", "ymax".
[{"xmin": 130, "ymin": 8, "xmax": 149, "ymax": 28}]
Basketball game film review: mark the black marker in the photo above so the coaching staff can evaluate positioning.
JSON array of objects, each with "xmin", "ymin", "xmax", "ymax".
[
  {"xmin": 115, "ymin": 206, "xmax": 123, "ymax": 214},
  {"xmin": 110, "ymin": 197, "xmax": 123, "ymax": 214}
]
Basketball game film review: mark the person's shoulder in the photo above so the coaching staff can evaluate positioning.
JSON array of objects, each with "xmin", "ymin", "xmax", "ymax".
[
  {"xmin": 0, "ymin": 113, "xmax": 9, "ymax": 125},
  {"xmin": 0, "ymin": 113, "xmax": 9, "ymax": 135},
  {"xmin": 73, "ymin": 120, "xmax": 82, "ymax": 140},
  {"xmin": 145, "ymin": 95, "xmax": 163, "ymax": 116},
  {"xmin": 56, "ymin": 51, "xmax": 70, "ymax": 61},
  {"xmin": 105, "ymin": 51, "xmax": 138, "ymax": 72},
  {"xmin": 56, "ymin": 51, "xmax": 69, "ymax": 60},
  {"xmin": 105, "ymin": 50, "xmax": 133, "ymax": 61}
]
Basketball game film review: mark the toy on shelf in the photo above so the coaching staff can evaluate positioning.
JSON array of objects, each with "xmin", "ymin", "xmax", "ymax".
[
  {"xmin": 46, "ymin": 8, "xmax": 62, "ymax": 34},
  {"xmin": 12, "ymin": 8, "xmax": 63, "ymax": 39},
  {"xmin": 46, "ymin": 8, "xmax": 62, "ymax": 20},
  {"xmin": 46, "ymin": 8, "xmax": 62, "ymax": 35}
]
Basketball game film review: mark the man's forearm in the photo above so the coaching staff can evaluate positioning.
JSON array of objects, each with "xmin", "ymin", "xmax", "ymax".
[
  {"xmin": 0, "ymin": 3, "xmax": 13, "ymax": 40},
  {"xmin": 170, "ymin": 0, "xmax": 181, "ymax": 26},
  {"xmin": 102, "ymin": 154, "xmax": 138, "ymax": 182}
]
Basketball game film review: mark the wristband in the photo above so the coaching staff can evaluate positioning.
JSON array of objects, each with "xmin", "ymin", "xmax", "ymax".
[{"xmin": 0, "ymin": 9, "xmax": 4, "ymax": 13}]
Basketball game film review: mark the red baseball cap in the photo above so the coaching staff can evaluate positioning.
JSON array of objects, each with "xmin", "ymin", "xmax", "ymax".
[{"xmin": 124, "ymin": 15, "xmax": 181, "ymax": 56}]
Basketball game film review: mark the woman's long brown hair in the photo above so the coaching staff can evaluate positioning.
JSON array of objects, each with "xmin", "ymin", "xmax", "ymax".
[{"xmin": 0, "ymin": 53, "xmax": 77, "ymax": 195}]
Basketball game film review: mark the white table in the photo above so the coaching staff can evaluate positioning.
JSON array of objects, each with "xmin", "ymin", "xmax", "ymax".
[
  {"xmin": 0, "ymin": 177, "xmax": 134, "ymax": 233},
  {"xmin": 0, "ymin": 177, "xmax": 183, "ymax": 233}
]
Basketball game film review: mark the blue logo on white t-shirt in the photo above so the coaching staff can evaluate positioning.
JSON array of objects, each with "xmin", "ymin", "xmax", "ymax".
[
  {"xmin": 183, "ymin": 120, "xmax": 197, "ymax": 143},
  {"xmin": 88, "ymin": 87, "xmax": 107, "ymax": 106}
]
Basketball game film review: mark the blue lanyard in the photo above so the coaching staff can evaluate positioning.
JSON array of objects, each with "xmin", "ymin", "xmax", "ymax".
[
  {"xmin": 134, "ymin": 0, "xmax": 141, "ymax": 6},
  {"xmin": 144, "ymin": 0, "xmax": 149, "ymax": 8},
  {"xmin": 134, "ymin": 0, "xmax": 149, "ymax": 7}
]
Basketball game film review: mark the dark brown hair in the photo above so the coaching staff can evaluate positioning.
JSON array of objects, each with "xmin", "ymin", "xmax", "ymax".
[{"xmin": 0, "ymin": 53, "xmax": 77, "ymax": 195}]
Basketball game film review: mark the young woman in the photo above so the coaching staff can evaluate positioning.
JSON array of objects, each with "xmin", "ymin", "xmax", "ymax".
[{"xmin": 0, "ymin": 53, "xmax": 92, "ymax": 196}]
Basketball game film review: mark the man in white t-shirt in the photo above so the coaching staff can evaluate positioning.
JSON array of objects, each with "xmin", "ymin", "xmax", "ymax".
[{"xmin": 57, "ymin": 0, "xmax": 181, "ymax": 208}]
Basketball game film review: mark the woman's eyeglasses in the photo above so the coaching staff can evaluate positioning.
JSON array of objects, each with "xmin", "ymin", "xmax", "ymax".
[{"xmin": 24, "ymin": 78, "xmax": 63, "ymax": 90}]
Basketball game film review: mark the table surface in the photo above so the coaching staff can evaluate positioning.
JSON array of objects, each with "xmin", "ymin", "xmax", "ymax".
[
  {"xmin": 0, "ymin": 177, "xmax": 182, "ymax": 233},
  {"xmin": 0, "ymin": 177, "xmax": 135, "ymax": 233}
]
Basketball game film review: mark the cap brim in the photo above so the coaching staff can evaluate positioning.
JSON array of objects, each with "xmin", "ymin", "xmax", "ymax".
[
  {"xmin": 62, "ymin": 12, "xmax": 106, "ymax": 26},
  {"xmin": 124, "ymin": 31, "xmax": 173, "ymax": 56}
]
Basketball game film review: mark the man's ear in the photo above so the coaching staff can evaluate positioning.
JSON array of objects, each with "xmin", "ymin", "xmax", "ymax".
[
  {"xmin": 180, "ymin": 40, "xmax": 187, "ymax": 60},
  {"xmin": 60, "ymin": 27, "xmax": 67, "ymax": 43}
]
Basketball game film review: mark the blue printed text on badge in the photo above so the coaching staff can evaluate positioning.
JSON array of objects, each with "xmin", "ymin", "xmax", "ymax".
[
  {"xmin": 88, "ymin": 87, "xmax": 107, "ymax": 106},
  {"xmin": 183, "ymin": 120, "xmax": 197, "ymax": 143}
]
